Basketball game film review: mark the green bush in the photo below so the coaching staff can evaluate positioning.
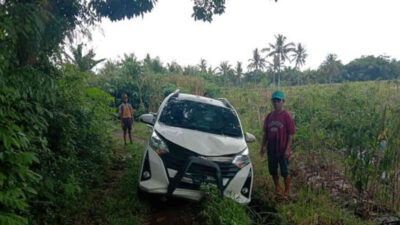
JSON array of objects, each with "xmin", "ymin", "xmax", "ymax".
[
  {"xmin": 0, "ymin": 65, "xmax": 114, "ymax": 224},
  {"xmin": 200, "ymin": 185, "xmax": 250, "ymax": 225},
  {"xmin": 0, "ymin": 67, "xmax": 54, "ymax": 225}
]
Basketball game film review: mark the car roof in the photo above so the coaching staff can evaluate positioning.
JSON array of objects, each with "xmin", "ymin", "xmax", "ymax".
[{"xmin": 174, "ymin": 93, "xmax": 228, "ymax": 108}]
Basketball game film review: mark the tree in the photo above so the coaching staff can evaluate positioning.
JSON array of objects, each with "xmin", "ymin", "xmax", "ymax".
[
  {"xmin": 267, "ymin": 55, "xmax": 281, "ymax": 86},
  {"xmin": 234, "ymin": 62, "xmax": 243, "ymax": 86},
  {"xmin": 2, "ymin": 0, "xmax": 239, "ymax": 70},
  {"xmin": 263, "ymin": 34, "xmax": 295, "ymax": 87},
  {"xmin": 320, "ymin": 54, "xmax": 342, "ymax": 83},
  {"xmin": 198, "ymin": 58, "xmax": 208, "ymax": 73},
  {"xmin": 207, "ymin": 66, "xmax": 217, "ymax": 74},
  {"xmin": 292, "ymin": 43, "xmax": 307, "ymax": 70},
  {"xmin": 344, "ymin": 55, "xmax": 398, "ymax": 81},
  {"xmin": 143, "ymin": 54, "xmax": 165, "ymax": 73},
  {"xmin": 247, "ymin": 48, "xmax": 267, "ymax": 72},
  {"xmin": 183, "ymin": 65, "xmax": 199, "ymax": 76},
  {"xmin": 167, "ymin": 61, "xmax": 183, "ymax": 74},
  {"xmin": 218, "ymin": 61, "xmax": 232, "ymax": 76},
  {"xmin": 65, "ymin": 43, "xmax": 105, "ymax": 73},
  {"xmin": 218, "ymin": 61, "xmax": 234, "ymax": 85},
  {"xmin": 291, "ymin": 43, "xmax": 308, "ymax": 85}
]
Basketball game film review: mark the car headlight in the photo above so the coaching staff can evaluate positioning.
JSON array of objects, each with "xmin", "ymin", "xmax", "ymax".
[
  {"xmin": 232, "ymin": 148, "xmax": 250, "ymax": 168},
  {"xmin": 149, "ymin": 132, "xmax": 169, "ymax": 154}
]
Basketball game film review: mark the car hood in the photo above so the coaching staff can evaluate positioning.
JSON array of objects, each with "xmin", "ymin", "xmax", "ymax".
[{"xmin": 154, "ymin": 123, "xmax": 247, "ymax": 156}]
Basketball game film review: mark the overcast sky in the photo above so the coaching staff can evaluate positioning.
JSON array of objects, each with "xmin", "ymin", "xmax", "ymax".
[{"xmin": 89, "ymin": 0, "xmax": 400, "ymax": 71}]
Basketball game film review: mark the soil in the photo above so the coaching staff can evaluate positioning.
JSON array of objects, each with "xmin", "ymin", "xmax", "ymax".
[{"xmin": 143, "ymin": 197, "xmax": 202, "ymax": 225}]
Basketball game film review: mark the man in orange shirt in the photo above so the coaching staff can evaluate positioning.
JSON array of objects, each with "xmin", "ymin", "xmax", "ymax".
[{"xmin": 119, "ymin": 93, "xmax": 134, "ymax": 145}]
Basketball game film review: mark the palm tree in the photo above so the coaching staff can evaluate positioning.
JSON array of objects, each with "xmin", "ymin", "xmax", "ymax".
[
  {"xmin": 207, "ymin": 66, "xmax": 217, "ymax": 74},
  {"xmin": 66, "ymin": 43, "xmax": 105, "ymax": 73},
  {"xmin": 218, "ymin": 61, "xmax": 232, "ymax": 76},
  {"xmin": 198, "ymin": 58, "xmax": 208, "ymax": 73},
  {"xmin": 167, "ymin": 61, "xmax": 183, "ymax": 74},
  {"xmin": 247, "ymin": 48, "xmax": 267, "ymax": 72},
  {"xmin": 267, "ymin": 55, "xmax": 281, "ymax": 86},
  {"xmin": 291, "ymin": 43, "xmax": 308, "ymax": 85},
  {"xmin": 234, "ymin": 62, "xmax": 243, "ymax": 86},
  {"xmin": 321, "ymin": 54, "xmax": 342, "ymax": 83},
  {"xmin": 292, "ymin": 43, "xmax": 307, "ymax": 70},
  {"xmin": 218, "ymin": 61, "xmax": 233, "ymax": 85},
  {"xmin": 262, "ymin": 34, "xmax": 295, "ymax": 87}
]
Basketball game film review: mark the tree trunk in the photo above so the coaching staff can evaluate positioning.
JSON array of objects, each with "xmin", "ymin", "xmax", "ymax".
[
  {"xmin": 278, "ymin": 67, "xmax": 281, "ymax": 88},
  {"xmin": 273, "ymin": 72, "xmax": 276, "ymax": 87}
]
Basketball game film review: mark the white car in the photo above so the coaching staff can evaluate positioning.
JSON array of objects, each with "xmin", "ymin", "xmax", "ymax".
[{"xmin": 138, "ymin": 90, "xmax": 255, "ymax": 204}]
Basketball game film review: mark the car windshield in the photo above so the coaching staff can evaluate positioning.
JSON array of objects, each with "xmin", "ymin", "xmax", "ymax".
[{"xmin": 159, "ymin": 98, "xmax": 242, "ymax": 137}]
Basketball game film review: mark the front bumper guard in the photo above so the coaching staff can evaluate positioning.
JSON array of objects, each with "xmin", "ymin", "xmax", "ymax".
[{"xmin": 167, "ymin": 156, "xmax": 224, "ymax": 196}]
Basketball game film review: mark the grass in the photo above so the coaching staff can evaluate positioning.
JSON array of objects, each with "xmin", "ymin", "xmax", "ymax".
[
  {"xmin": 278, "ymin": 188, "xmax": 372, "ymax": 225},
  {"xmin": 132, "ymin": 121, "xmax": 152, "ymax": 140},
  {"xmin": 97, "ymin": 141, "xmax": 148, "ymax": 225},
  {"xmin": 69, "ymin": 136, "xmax": 149, "ymax": 225},
  {"xmin": 111, "ymin": 120, "xmax": 152, "ymax": 142},
  {"xmin": 200, "ymin": 185, "xmax": 251, "ymax": 225},
  {"xmin": 247, "ymin": 135, "xmax": 372, "ymax": 225}
]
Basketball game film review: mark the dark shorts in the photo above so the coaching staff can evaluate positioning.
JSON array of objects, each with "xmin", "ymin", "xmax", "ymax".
[
  {"xmin": 122, "ymin": 118, "xmax": 132, "ymax": 132},
  {"xmin": 268, "ymin": 155, "xmax": 289, "ymax": 177}
]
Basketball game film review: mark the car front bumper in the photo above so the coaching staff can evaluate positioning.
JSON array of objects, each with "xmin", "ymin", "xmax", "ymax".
[{"xmin": 139, "ymin": 145, "xmax": 253, "ymax": 204}]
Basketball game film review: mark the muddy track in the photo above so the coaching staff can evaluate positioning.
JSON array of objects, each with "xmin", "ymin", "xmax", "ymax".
[
  {"xmin": 111, "ymin": 129, "xmax": 202, "ymax": 225},
  {"xmin": 111, "ymin": 130, "xmax": 146, "ymax": 145},
  {"xmin": 143, "ymin": 197, "xmax": 202, "ymax": 225}
]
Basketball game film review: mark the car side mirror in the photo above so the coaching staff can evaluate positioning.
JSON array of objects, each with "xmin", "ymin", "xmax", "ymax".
[
  {"xmin": 139, "ymin": 114, "xmax": 155, "ymax": 126},
  {"xmin": 245, "ymin": 132, "xmax": 256, "ymax": 143}
]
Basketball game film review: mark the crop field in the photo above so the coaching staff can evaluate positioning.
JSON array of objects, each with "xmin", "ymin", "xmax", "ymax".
[{"xmin": 225, "ymin": 81, "xmax": 400, "ymax": 224}]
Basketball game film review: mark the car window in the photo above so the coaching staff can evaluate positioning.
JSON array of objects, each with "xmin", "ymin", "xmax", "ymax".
[{"xmin": 159, "ymin": 98, "xmax": 242, "ymax": 137}]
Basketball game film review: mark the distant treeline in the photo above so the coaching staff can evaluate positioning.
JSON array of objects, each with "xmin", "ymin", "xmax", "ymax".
[{"xmin": 90, "ymin": 52, "xmax": 400, "ymax": 116}]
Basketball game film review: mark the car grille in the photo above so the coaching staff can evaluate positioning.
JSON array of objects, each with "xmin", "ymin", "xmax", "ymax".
[{"xmin": 159, "ymin": 133, "xmax": 240, "ymax": 182}]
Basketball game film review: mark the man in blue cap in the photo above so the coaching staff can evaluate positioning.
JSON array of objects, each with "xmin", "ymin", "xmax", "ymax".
[{"xmin": 260, "ymin": 90, "xmax": 295, "ymax": 200}]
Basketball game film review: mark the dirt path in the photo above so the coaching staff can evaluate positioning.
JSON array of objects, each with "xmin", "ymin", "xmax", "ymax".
[
  {"xmin": 72, "ymin": 133, "xmax": 129, "ymax": 225},
  {"xmin": 72, "ymin": 128, "xmax": 202, "ymax": 225},
  {"xmin": 111, "ymin": 130, "xmax": 146, "ymax": 145},
  {"xmin": 111, "ymin": 129, "xmax": 202, "ymax": 225},
  {"xmin": 143, "ymin": 197, "xmax": 202, "ymax": 225}
]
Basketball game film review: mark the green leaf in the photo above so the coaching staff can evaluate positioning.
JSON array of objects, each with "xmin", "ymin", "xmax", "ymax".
[{"xmin": 0, "ymin": 212, "xmax": 27, "ymax": 225}]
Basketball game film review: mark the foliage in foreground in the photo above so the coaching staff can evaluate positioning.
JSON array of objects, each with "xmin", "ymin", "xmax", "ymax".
[
  {"xmin": 0, "ymin": 67, "xmax": 114, "ymax": 225},
  {"xmin": 95, "ymin": 142, "xmax": 148, "ymax": 225},
  {"xmin": 278, "ymin": 188, "xmax": 371, "ymax": 225},
  {"xmin": 200, "ymin": 185, "xmax": 251, "ymax": 225}
]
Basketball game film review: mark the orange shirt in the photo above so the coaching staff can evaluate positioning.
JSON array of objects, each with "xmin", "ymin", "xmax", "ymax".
[{"xmin": 119, "ymin": 103, "xmax": 134, "ymax": 119}]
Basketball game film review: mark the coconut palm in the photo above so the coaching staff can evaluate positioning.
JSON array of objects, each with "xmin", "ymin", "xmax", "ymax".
[
  {"xmin": 66, "ymin": 43, "xmax": 105, "ymax": 73},
  {"xmin": 267, "ymin": 55, "xmax": 281, "ymax": 86},
  {"xmin": 207, "ymin": 66, "xmax": 218, "ymax": 74},
  {"xmin": 262, "ymin": 34, "xmax": 295, "ymax": 87},
  {"xmin": 167, "ymin": 61, "xmax": 183, "ymax": 74},
  {"xmin": 218, "ymin": 61, "xmax": 232, "ymax": 76},
  {"xmin": 218, "ymin": 61, "xmax": 234, "ymax": 85},
  {"xmin": 247, "ymin": 48, "xmax": 267, "ymax": 72},
  {"xmin": 234, "ymin": 61, "xmax": 243, "ymax": 86},
  {"xmin": 198, "ymin": 58, "xmax": 208, "ymax": 73},
  {"xmin": 321, "ymin": 54, "xmax": 342, "ymax": 83},
  {"xmin": 291, "ymin": 43, "xmax": 308, "ymax": 85},
  {"xmin": 292, "ymin": 43, "xmax": 307, "ymax": 70}
]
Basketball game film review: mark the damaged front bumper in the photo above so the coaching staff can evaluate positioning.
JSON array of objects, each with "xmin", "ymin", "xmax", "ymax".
[{"xmin": 138, "ymin": 144, "xmax": 253, "ymax": 204}]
